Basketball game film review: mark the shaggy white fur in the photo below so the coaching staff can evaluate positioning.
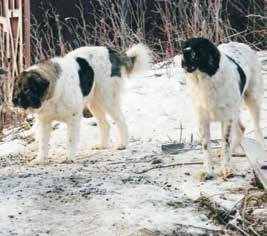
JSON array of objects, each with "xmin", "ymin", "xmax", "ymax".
[
  {"xmin": 185, "ymin": 42, "xmax": 263, "ymax": 178},
  {"xmin": 29, "ymin": 44, "xmax": 151, "ymax": 165}
]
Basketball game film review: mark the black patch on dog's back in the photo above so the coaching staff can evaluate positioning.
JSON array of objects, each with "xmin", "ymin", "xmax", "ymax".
[
  {"xmin": 226, "ymin": 55, "xmax": 247, "ymax": 95},
  {"xmin": 107, "ymin": 48, "xmax": 123, "ymax": 77},
  {"xmin": 76, "ymin": 57, "xmax": 94, "ymax": 96}
]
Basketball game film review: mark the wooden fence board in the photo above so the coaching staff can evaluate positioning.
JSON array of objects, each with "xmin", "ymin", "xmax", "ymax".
[
  {"xmin": 0, "ymin": 0, "xmax": 28, "ymax": 134},
  {"xmin": 241, "ymin": 138, "xmax": 267, "ymax": 189}
]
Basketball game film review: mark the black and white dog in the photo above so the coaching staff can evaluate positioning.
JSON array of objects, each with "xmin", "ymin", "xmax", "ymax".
[
  {"xmin": 181, "ymin": 37, "xmax": 264, "ymax": 179},
  {"xmin": 12, "ymin": 44, "xmax": 151, "ymax": 164}
]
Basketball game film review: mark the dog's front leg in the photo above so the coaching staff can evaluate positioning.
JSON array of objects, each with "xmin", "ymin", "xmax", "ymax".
[
  {"xmin": 31, "ymin": 119, "xmax": 51, "ymax": 165},
  {"xmin": 65, "ymin": 116, "xmax": 81, "ymax": 163},
  {"xmin": 220, "ymin": 120, "xmax": 233, "ymax": 178},
  {"xmin": 198, "ymin": 117, "xmax": 214, "ymax": 180}
]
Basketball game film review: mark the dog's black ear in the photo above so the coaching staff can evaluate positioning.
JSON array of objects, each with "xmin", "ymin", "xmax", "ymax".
[{"xmin": 28, "ymin": 71, "xmax": 49, "ymax": 94}]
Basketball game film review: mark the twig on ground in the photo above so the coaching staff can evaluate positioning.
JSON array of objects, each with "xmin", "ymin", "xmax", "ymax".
[
  {"xmin": 108, "ymin": 159, "xmax": 154, "ymax": 165},
  {"xmin": 134, "ymin": 161, "xmax": 203, "ymax": 174}
]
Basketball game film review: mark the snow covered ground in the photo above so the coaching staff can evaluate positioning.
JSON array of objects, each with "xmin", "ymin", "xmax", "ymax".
[{"xmin": 0, "ymin": 53, "xmax": 266, "ymax": 236}]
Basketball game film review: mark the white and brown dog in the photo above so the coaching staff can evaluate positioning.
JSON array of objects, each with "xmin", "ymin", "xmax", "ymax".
[
  {"xmin": 12, "ymin": 44, "xmax": 151, "ymax": 164},
  {"xmin": 181, "ymin": 37, "xmax": 264, "ymax": 179}
]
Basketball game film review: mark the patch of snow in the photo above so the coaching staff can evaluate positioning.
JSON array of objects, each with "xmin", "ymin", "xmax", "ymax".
[{"xmin": 0, "ymin": 140, "xmax": 25, "ymax": 156}]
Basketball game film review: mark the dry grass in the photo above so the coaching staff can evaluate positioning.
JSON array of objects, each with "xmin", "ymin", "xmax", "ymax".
[{"xmin": 196, "ymin": 191, "xmax": 267, "ymax": 236}]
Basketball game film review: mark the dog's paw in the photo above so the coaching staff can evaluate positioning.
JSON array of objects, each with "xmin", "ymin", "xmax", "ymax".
[
  {"xmin": 197, "ymin": 171, "xmax": 215, "ymax": 182},
  {"xmin": 115, "ymin": 143, "xmax": 126, "ymax": 150},
  {"xmin": 29, "ymin": 158, "xmax": 46, "ymax": 166},
  {"xmin": 60, "ymin": 159, "xmax": 74, "ymax": 164},
  {"xmin": 198, "ymin": 172, "xmax": 214, "ymax": 182},
  {"xmin": 219, "ymin": 167, "xmax": 234, "ymax": 180},
  {"xmin": 91, "ymin": 144, "xmax": 107, "ymax": 150}
]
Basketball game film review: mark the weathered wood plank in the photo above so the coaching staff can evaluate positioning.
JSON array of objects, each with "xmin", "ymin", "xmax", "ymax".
[{"xmin": 241, "ymin": 138, "xmax": 267, "ymax": 189}]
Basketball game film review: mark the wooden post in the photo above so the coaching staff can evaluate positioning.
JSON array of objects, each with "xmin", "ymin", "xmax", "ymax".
[
  {"xmin": 0, "ymin": 0, "xmax": 27, "ymax": 134},
  {"xmin": 23, "ymin": 0, "xmax": 30, "ymax": 67}
]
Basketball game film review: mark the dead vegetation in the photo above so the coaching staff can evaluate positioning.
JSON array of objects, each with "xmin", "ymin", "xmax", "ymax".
[
  {"xmin": 30, "ymin": 0, "xmax": 266, "ymax": 62},
  {"xmin": 196, "ymin": 191, "xmax": 267, "ymax": 236}
]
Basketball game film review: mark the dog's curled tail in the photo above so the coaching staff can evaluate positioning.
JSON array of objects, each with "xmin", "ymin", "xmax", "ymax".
[{"xmin": 124, "ymin": 43, "xmax": 152, "ymax": 77}]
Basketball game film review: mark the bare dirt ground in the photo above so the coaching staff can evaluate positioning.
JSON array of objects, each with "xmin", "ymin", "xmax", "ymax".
[{"xmin": 0, "ymin": 54, "xmax": 266, "ymax": 236}]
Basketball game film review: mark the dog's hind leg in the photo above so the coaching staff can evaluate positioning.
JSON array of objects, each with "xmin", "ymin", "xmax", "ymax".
[
  {"xmin": 231, "ymin": 119, "xmax": 245, "ymax": 153},
  {"xmin": 106, "ymin": 104, "xmax": 128, "ymax": 150},
  {"xmin": 244, "ymin": 94, "xmax": 264, "ymax": 147},
  {"xmin": 245, "ymin": 64, "xmax": 264, "ymax": 147},
  {"xmin": 88, "ymin": 101, "xmax": 110, "ymax": 150},
  {"xmin": 93, "ymin": 78, "xmax": 128, "ymax": 150},
  {"xmin": 101, "ymin": 81, "xmax": 128, "ymax": 150}
]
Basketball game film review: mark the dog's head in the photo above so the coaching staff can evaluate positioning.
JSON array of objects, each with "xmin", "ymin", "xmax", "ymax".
[
  {"xmin": 181, "ymin": 37, "xmax": 220, "ymax": 76},
  {"xmin": 12, "ymin": 70, "xmax": 49, "ymax": 110}
]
